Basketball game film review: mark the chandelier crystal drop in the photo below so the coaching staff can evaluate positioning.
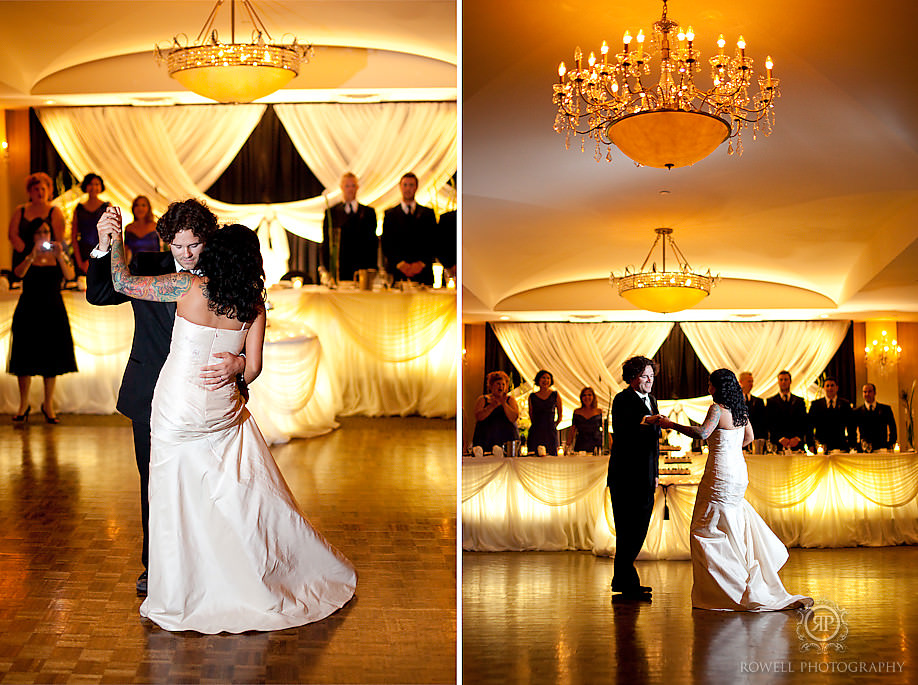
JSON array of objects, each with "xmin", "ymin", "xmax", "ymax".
[
  {"xmin": 156, "ymin": 0, "xmax": 313, "ymax": 103},
  {"xmin": 610, "ymin": 228, "xmax": 717, "ymax": 314},
  {"xmin": 552, "ymin": 0, "xmax": 779, "ymax": 169}
]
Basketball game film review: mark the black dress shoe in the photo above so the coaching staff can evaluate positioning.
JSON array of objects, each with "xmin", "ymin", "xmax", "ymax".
[
  {"xmin": 12, "ymin": 405, "xmax": 30, "ymax": 423},
  {"xmin": 136, "ymin": 570, "xmax": 148, "ymax": 596},
  {"xmin": 40, "ymin": 404, "xmax": 60, "ymax": 424},
  {"xmin": 612, "ymin": 583, "xmax": 652, "ymax": 594},
  {"xmin": 615, "ymin": 589, "xmax": 652, "ymax": 602}
]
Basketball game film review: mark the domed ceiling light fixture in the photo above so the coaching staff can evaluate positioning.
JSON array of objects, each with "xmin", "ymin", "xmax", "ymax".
[
  {"xmin": 156, "ymin": 0, "xmax": 313, "ymax": 103},
  {"xmin": 552, "ymin": 0, "xmax": 779, "ymax": 169},
  {"xmin": 611, "ymin": 227, "xmax": 717, "ymax": 313}
]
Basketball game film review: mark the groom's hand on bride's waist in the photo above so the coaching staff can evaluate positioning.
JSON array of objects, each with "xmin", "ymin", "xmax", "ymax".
[{"xmin": 201, "ymin": 352, "xmax": 247, "ymax": 391}]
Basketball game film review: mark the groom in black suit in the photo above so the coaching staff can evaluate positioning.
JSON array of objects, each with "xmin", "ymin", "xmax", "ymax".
[
  {"xmin": 87, "ymin": 199, "xmax": 245, "ymax": 594},
  {"xmin": 381, "ymin": 172, "xmax": 437, "ymax": 285},
  {"xmin": 608, "ymin": 356, "xmax": 662, "ymax": 600}
]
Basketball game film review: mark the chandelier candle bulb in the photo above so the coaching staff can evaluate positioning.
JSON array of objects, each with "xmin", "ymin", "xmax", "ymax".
[
  {"xmin": 623, "ymin": 30, "xmax": 632, "ymax": 52},
  {"xmin": 737, "ymin": 36, "xmax": 745, "ymax": 58}
]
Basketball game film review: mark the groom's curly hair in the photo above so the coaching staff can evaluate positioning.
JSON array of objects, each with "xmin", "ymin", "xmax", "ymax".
[
  {"xmin": 710, "ymin": 369, "xmax": 749, "ymax": 426},
  {"xmin": 155, "ymin": 198, "xmax": 218, "ymax": 243},
  {"xmin": 197, "ymin": 224, "xmax": 265, "ymax": 323},
  {"xmin": 622, "ymin": 356, "xmax": 657, "ymax": 383}
]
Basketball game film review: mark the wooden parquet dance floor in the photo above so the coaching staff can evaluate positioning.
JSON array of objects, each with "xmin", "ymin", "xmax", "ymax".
[
  {"xmin": 0, "ymin": 415, "xmax": 456, "ymax": 684},
  {"xmin": 463, "ymin": 547, "xmax": 918, "ymax": 684}
]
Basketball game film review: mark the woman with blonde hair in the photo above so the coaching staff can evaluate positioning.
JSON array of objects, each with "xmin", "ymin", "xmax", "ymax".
[
  {"xmin": 569, "ymin": 386, "xmax": 603, "ymax": 453},
  {"xmin": 7, "ymin": 172, "xmax": 65, "ymax": 277},
  {"xmin": 472, "ymin": 370, "xmax": 520, "ymax": 450}
]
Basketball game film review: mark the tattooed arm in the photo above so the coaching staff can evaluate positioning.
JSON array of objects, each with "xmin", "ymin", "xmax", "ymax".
[
  {"xmin": 102, "ymin": 206, "xmax": 193, "ymax": 302},
  {"xmin": 660, "ymin": 404, "xmax": 722, "ymax": 440}
]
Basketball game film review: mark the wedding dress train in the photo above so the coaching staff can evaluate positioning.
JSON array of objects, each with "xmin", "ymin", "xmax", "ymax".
[
  {"xmin": 140, "ymin": 316, "xmax": 356, "ymax": 633},
  {"xmin": 691, "ymin": 426, "xmax": 810, "ymax": 611}
]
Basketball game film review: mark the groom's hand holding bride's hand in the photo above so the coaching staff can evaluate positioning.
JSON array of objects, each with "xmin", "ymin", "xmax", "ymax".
[
  {"xmin": 657, "ymin": 416, "xmax": 674, "ymax": 429},
  {"xmin": 97, "ymin": 206, "xmax": 123, "ymax": 252}
]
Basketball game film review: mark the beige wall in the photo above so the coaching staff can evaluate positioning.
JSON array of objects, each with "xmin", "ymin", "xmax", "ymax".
[{"xmin": 2, "ymin": 109, "xmax": 31, "ymax": 271}]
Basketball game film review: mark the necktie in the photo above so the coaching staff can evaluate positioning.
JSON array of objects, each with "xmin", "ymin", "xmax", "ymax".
[{"xmin": 829, "ymin": 400, "xmax": 834, "ymax": 409}]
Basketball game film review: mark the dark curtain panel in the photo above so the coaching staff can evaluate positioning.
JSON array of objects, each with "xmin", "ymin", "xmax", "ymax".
[
  {"xmin": 205, "ymin": 105, "xmax": 326, "ymax": 280},
  {"xmin": 652, "ymin": 323, "xmax": 711, "ymax": 400},
  {"xmin": 820, "ymin": 322, "xmax": 856, "ymax": 403},
  {"xmin": 29, "ymin": 109, "xmax": 76, "ymax": 194},
  {"xmin": 484, "ymin": 324, "xmax": 523, "ymax": 393}
]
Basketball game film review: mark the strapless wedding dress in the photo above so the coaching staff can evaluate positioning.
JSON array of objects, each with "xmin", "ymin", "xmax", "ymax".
[
  {"xmin": 691, "ymin": 426, "xmax": 810, "ymax": 611},
  {"xmin": 140, "ymin": 315, "xmax": 356, "ymax": 633}
]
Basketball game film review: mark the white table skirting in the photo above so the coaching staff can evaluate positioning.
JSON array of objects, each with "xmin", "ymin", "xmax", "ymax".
[
  {"xmin": 462, "ymin": 451, "xmax": 918, "ymax": 557},
  {"xmin": 0, "ymin": 286, "xmax": 456, "ymax": 439}
]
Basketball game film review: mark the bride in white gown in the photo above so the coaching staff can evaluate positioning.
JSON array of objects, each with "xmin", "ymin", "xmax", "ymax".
[
  {"xmin": 660, "ymin": 369, "xmax": 812, "ymax": 612},
  {"xmin": 104, "ymin": 208, "xmax": 356, "ymax": 633}
]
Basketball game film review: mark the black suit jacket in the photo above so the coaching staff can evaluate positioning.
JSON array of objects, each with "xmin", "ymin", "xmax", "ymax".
[
  {"xmin": 745, "ymin": 394, "xmax": 767, "ymax": 441},
  {"xmin": 86, "ymin": 251, "xmax": 176, "ymax": 424},
  {"xmin": 853, "ymin": 403, "xmax": 897, "ymax": 450},
  {"xmin": 434, "ymin": 210, "xmax": 456, "ymax": 270},
  {"xmin": 607, "ymin": 388, "xmax": 660, "ymax": 490},
  {"xmin": 766, "ymin": 393, "xmax": 808, "ymax": 449},
  {"xmin": 321, "ymin": 202, "xmax": 378, "ymax": 280},
  {"xmin": 808, "ymin": 397, "xmax": 854, "ymax": 451},
  {"xmin": 381, "ymin": 203, "xmax": 436, "ymax": 285}
]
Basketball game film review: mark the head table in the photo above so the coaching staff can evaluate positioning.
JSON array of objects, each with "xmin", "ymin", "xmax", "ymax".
[
  {"xmin": 462, "ymin": 450, "xmax": 918, "ymax": 557},
  {"xmin": 0, "ymin": 285, "xmax": 457, "ymax": 442}
]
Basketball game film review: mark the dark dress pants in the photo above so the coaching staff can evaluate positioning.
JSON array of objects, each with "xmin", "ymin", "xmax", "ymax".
[
  {"xmin": 610, "ymin": 482, "xmax": 655, "ymax": 590},
  {"xmin": 131, "ymin": 420, "xmax": 151, "ymax": 570}
]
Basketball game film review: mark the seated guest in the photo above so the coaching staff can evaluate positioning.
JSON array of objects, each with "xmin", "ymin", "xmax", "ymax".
[
  {"xmin": 569, "ymin": 386, "xmax": 603, "ymax": 454},
  {"xmin": 766, "ymin": 370, "xmax": 807, "ymax": 451},
  {"xmin": 807, "ymin": 377, "xmax": 854, "ymax": 451},
  {"xmin": 853, "ymin": 383, "xmax": 897, "ymax": 451},
  {"xmin": 322, "ymin": 172, "xmax": 379, "ymax": 281},
  {"xmin": 472, "ymin": 371, "xmax": 520, "ymax": 450},
  {"xmin": 381, "ymin": 172, "xmax": 436, "ymax": 285},
  {"xmin": 738, "ymin": 371, "xmax": 767, "ymax": 443}
]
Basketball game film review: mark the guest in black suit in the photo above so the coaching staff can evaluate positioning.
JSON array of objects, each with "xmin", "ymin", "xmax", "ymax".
[
  {"xmin": 381, "ymin": 172, "xmax": 436, "ymax": 285},
  {"xmin": 87, "ymin": 199, "xmax": 245, "ymax": 595},
  {"xmin": 807, "ymin": 377, "xmax": 854, "ymax": 451},
  {"xmin": 434, "ymin": 209, "xmax": 456, "ymax": 280},
  {"xmin": 853, "ymin": 383, "xmax": 897, "ymax": 451},
  {"xmin": 765, "ymin": 370, "xmax": 807, "ymax": 451},
  {"xmin": 608, "ymin": 356, "xmax": 662, "ymax": 600},
  {"xmin": 738, "ymin": 371, "xmax": 767, "ymax": 445},
  {"xmin": 321, "ymin": 172, "xmax": 378, "ymax": 282}
]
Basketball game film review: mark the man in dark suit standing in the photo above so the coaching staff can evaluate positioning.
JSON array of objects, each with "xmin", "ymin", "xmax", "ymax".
[
  {"xmin": 321, "ymin": 172, "xmax": 378, "ymax": 282},
  {"xmin": 87, "ymin": 199, "xmax": 245, "ymax": 595},
  {"xmin": 381, "ymin": 172, "xmax": 436, "ymax": 285},
  {"xmin": 853, "ymin": 382, "xmax": 897, "ymax": 451},
  {"xmin": 738, "ymin": 371, "xmax": 767, "ymax": 446},
  {"xmin": 766, "ymin": 370, "xmax": 808, "ymax": 451},
  {"xmin": 807, "ymin": 377, "xmax": 854, "ymax": 451},
  {"xmin": 607, "ymin": 355, "xmax": 661, "ymax": 600}
]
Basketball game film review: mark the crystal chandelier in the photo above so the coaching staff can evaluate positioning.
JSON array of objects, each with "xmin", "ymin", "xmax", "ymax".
[
  {"xmin": 865, "ymin": 330, "xmax": 901, "ymax": 372},
  {"xmin": 611, "ymin": 228, "xmax": 717, "ymax": 313},
  {"xmin": 552, "ymin": 0, "xmax": 779, "ymax": 169},
  {"xmin": 156, "ymin": 0, "xmax": 313, "ymax": 103}
]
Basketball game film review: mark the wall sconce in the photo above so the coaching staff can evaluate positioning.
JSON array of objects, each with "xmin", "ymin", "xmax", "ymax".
[{"xmin": 865, "ymin": 329, "xmax": 901, "ymax": 372}]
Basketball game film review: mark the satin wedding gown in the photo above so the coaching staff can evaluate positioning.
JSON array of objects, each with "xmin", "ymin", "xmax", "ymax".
[
  {"xmin": 691, "ymin": 426, "xmax": 810, "ymax": 611},
  {"xmin": 140, "ymin": 315, "xmax": 357, "ymax": 633}
]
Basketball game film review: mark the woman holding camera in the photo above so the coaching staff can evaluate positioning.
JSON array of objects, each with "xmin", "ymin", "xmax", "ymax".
[{"xmin": 8, "ymin": 221, "xmax": 77, "ymax": 423}]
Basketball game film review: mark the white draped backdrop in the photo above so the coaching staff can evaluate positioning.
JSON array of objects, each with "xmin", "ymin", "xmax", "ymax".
[
  {"xmin": 37, "ymin": 103, "xmax": 457, "ymax": 283},
  {"xmin": 491, "ymin": 321, "xmax": 851, "ymax": 426}
]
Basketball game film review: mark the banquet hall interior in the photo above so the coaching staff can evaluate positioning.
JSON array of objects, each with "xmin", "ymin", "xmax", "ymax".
[
  {"xmin": 0, "ymin": 1, "xmax": 457, "ymax": 683},
  {"xmin": 462, "ymin": 0, "xmax": 918, "ymax": 683}
]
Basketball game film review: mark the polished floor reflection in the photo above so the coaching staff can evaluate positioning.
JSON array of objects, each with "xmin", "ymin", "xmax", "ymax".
[
  {"xmin": 0, "ymin": 415, "xmax": 456, "ymax": 684},
  {"xmin": 463, "ymin": 548, "xmax": 917, "ymax": 684}
]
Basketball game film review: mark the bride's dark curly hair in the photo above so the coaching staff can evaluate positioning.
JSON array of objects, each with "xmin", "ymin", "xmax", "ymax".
[
  {"xmin": 710, "ymin": 368, "xmax": 749, "ymax": 426},
  {"xmin": 196, "ymin": 224, "xmax": 265, "ymax": 323}
]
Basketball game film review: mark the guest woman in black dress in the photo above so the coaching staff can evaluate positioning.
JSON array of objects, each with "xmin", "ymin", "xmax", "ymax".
[
  {"xmin": 6, "ymin": 172, "xmax": 65, "ymax": 279},
  {"xmin": 8, "ymin": 222, "xmax": 77, "ymax": 423},
  {"xmin": 472, "ymin": 371, "xmax": 520, "ymax": 450},
  {"xmin": 570, "ymin": 386, "xmax": 603, "ymax": 453},
  {"xmin": 527, "ymin": 369, "xmax": 562, "ymax": 455}
]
